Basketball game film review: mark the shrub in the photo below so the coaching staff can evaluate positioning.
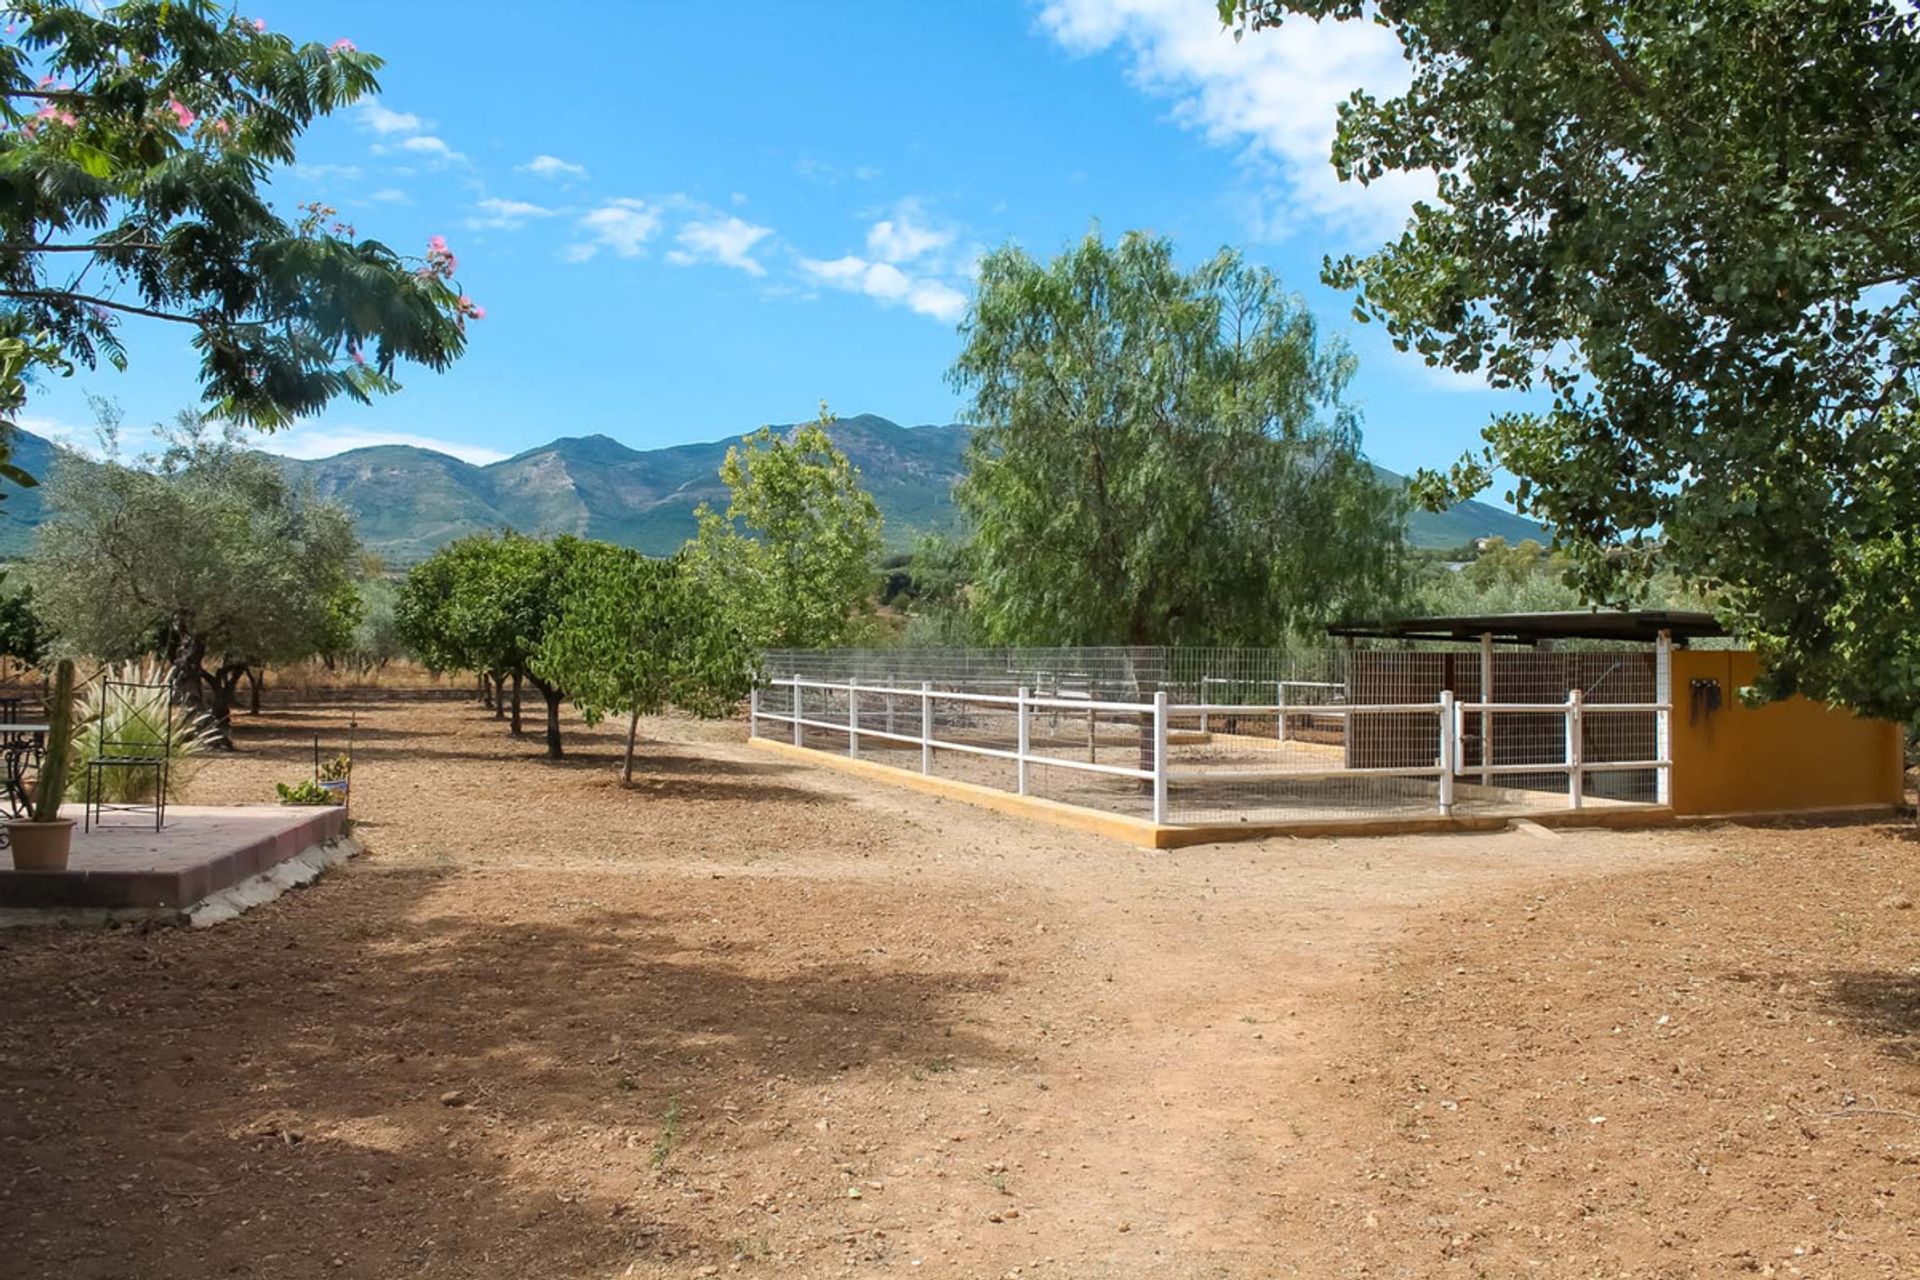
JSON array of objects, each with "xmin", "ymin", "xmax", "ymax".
[{"xmin": 64, "ymin": 659, "xmax": 222, "ymax": 803}]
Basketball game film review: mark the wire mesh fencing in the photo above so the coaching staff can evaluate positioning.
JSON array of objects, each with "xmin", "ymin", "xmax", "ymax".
[{"xmin": 756, "ymin": 645, "xmax": 1672, "ymax": 828}]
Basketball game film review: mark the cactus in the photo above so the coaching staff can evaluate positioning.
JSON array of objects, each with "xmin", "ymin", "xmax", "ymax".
[{"xmin": 32, "ymin": 658, "xmax": 75, "ymax": 823}]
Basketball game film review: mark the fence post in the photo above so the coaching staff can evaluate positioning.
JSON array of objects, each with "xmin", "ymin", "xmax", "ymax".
[
  {"xmin": 920, "ymin": 681, "xmax": 932, "ymax": 775},
  {"xmin": 1199, "ymin": 678, "xmax": 1210, "ymax": 735},
  {"xmin": 1437, "ymin": 690, "xmax": 1456, "ymax": 817},
  {"xmin": 749, "ymin": 684, "xmax": 760, "ymax": 739},
  {"xmin": 1565, "ymin": 688, "xmax": 1584, "ymax": 809},
  {"xmin": 1151, "ymin": 690, "xmax": 1169, "ymax": 825},
  {"xmin": 790, "ymin": 676, "xmax": 802, "ymax": 747},
  {"xmin": 1017, "ymin": 686, "xmax": 1031, "ymax": 796},
  {"xmin": 1276, "ymin": 681, "xmax": 1289, "ymax": 744},
  {"xmin": 1654, "ymin": 629, "xmax": 1673, "ymax": 805},
  {"xmin": 847, "ymin": 676, "xmax": 860, "ymax": 758}
]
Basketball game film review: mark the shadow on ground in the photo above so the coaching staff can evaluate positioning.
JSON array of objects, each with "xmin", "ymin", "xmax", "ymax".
[{"xmin": 0, "ymin": 857, "xmax": 1002, "ymax": 1279}]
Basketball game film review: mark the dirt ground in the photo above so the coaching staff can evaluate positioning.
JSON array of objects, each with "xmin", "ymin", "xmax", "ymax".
[{"xmin": 1, "ymin": 693, "xmax": 1916, "ymax": 1279}]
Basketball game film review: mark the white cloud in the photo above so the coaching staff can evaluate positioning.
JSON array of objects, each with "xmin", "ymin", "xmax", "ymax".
[
  {"xmin": 251, "ymin": 426, "xmax": 508, "ymax": 467},
  {"xmin": 797, "ymin": 254, "xmax": 968, "ymax": 323},
  {"xmin": 1036, "ymin": 0, "xmax": 1427, "ymax": 240},
  {"xmin": 368, "ymin": 188, "xmax": 410, "ymax": 205},
  {"xmin": 565, "ymin": 198, "xmax": 663, "ymax": 262},
  {"xmin": 394, "ymin": 134, "xmax": 467, "ymax": 165},
  {"xmin": 666, "ymin": 215, "xmax": 774, "ymax": 276},
  {"xmin": 466, "ymin": 197, "xmax": 559, "ymax": 231},
  {"xmin": 355, "ymin": 99, "xmax": 425, "ymax": 136},
  {"xmin": 520, "ymin": 154, "xmax": 588, "ymax": 181},
  {"xmin": 865, "ymin": 199, "xmax": 955, "ymax": 265},
  {"xmin": 907, "ymin": 280, "xmax": 968, "ymax": 322},
  {"xmin": 286, "ymin": 161, "xmax": 363, "ymax": 183}
]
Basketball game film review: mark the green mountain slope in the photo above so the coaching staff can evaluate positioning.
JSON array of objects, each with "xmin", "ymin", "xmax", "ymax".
[{"xmin": 0, "ymin": 415, "xmax": 1545, "ymax": 564}]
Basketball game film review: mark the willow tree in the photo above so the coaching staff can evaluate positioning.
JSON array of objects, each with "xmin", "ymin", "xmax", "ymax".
[
  {"xmin": 1223, "ymin": 0, "xmax": 1920, "ymax": 718},
  {"xmin": 951, "ymin": 231, "xmax": 1407, "ymax": 650}
]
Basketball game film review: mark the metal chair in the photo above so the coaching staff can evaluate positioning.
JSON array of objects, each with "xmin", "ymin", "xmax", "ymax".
[{"xmin": 83, "ymin": 680, "xmax": 173, "ymax": 833}]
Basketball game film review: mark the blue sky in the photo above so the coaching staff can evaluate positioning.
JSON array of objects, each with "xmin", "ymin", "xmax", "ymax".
[{"xmin": 24, "ymin": 0, "xmax": 1525, "ymax": 489}]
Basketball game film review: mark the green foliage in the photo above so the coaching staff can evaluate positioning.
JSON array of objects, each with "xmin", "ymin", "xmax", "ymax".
[
  {"xmin": 32, "ymin": 656, "xmax": 72, "ymax": 822},
  {"xmin": 396, "ymin": 532, "xmax": 582, "ymax": 755},
  {"xmin": 1222, "ymin": 0, "xmax": 1920, "ymax": 717},
  {"xmin": 63, "ymin": 658, "xmax": 220, "ymax": 803},
  {"xmin": 531, "ymin": 542, "xmax": 753, "ymax": 782},
  {"xmin": 275, "ymin": 777, "xmax": 338, "ymax": 806},
  {"xmin": 951, "ymin": 231, "xmax": 1408, "ymax": 647},
  {"xmin": 0, "ymin": 582, "xmax": 49, "ymax": 665},
  {"xmin": 0, "ymin": 1, "xmax": 476, "ymax": 436},
  {"xmin": 26, "ymin": 413, "xmax": 362, "ymax": 736},
  {"xmin": 685, "ymin": 403, "xmax": 885, "ymax": 649},
  {"xmin": 894, "ymin": 534, "xmax": 981, "ymax": 648}
]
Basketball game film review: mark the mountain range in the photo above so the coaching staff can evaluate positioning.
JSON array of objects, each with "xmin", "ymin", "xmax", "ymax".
[{"xmin": 0, "ymin": 414, "xmax": 1545, "ymax": 563}]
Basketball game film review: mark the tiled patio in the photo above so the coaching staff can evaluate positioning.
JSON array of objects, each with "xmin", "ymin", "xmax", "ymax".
[{"xmin": 0, "ymin": 804, "xmax": 347, "ymax": 911}]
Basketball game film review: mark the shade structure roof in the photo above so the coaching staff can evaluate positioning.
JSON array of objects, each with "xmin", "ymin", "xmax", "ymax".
[{"xmin": 1325, "ymin": 609, "xmax": 1728, "ymax": 646}]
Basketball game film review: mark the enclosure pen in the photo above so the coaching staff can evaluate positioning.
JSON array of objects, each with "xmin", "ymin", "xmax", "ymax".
[{"xmin": 754, "ymin": 645, "xmax": 1674, "ymax": 830}]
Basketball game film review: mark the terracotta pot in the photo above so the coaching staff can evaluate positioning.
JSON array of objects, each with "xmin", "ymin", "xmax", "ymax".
[{"xmin": 8, "ymin": 818, "xmax": 75, "ymax": 871}]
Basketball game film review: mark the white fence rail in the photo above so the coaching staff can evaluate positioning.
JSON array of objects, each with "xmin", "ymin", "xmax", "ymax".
[{"xmin": 752, "ymin": 675, "xmax": 1672, "ymax": 826}]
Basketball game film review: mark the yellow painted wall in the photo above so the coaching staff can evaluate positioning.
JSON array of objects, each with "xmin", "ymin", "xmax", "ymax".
[{"xmin": 1668, "ymin": 650, "xmax": 1905, "ymax": 816}]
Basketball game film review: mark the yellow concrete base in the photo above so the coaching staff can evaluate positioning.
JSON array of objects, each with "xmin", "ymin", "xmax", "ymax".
[
  {"xmin": 748, "ymin": 737, "xmax": 1698, "ymax": 848},
  {"xmin": 752, "ymin": 738, "xmax": 1900, "ymax": 848}
]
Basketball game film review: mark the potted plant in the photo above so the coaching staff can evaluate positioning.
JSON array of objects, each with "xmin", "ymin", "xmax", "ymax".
[{"xmin": 8, "ymin": 657, "xmax": 76, "ymax": 870}]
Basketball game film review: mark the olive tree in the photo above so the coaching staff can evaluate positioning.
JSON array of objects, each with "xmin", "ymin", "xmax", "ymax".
[{"xmin": 28, "ymin": 415, "xmax": 360, "ymax": 742}]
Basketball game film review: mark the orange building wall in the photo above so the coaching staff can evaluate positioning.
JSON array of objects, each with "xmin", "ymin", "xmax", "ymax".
[{"xmin": 1668, "ymin": 650, "xmax": 1905, "ymax": 817}]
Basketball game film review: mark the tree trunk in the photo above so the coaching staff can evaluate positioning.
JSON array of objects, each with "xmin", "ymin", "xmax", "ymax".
[
  {"xmin": 543, "ymin": 687, "xmax": 563, "ymax": 758},
  {"xmin": 510, "ymin": 671, "xmax": 523, "ymax": 736},
  {"xmin": 204, "ymin": 662, "xmax": 248, "ymax": 749},
  {"xmin": 492, "ymin": 671, "xmax": 506, "ymax": 720},
  {"xmin": 622, "ymin": 707, "xmax": 640, "ymax": 785},
  {"xmin": 478, "ymin": 673, "xmax": 490, "ymax": 706},
  {"xmin": 246, "ymin": 666, "xmax": 263, "ymax": 715}
]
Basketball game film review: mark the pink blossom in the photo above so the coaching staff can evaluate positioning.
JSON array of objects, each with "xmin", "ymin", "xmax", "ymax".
[
  {"xmin": 469, "ymin": 305, "xmax": 486, "ymax": 320},
  {"xmin": 213, "ymin": 119, "xmax": 230, "ymax": 136},
  {"xmin": 331, "ymin": 38, "xmax": 356, "ymax": 52},
  {"xmin": 252, "ymin": 17, "xmax": 267, "ymax": 31},
  {"xmin": 349, "ymin": 344, "xmax": 365, "ymax": 366},
  {"xmin": 428, "ymin": 234, "xmax": 449, "ymax": 254},
  {"xmin": 166, "ymin": 99, "xmax": 195, "ymax": 129}
]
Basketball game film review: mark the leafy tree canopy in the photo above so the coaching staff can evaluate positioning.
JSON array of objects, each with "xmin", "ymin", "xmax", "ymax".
[
  {"xmin": 532, "ymin": 542, "xmax": 753, "ymax": 783},
  {"xmin": 27, "ymin": 412, "xmax": 360, "ymax": 739},
  {"xmin": 686, "ymin": 403, "xmax": 884, "ymax": 650},
  {"xmin": 0, "ymin": 0, "xmax": 478, "ymax": 444},
  {"xmin": 951, "ymin": 231, "xmax": 1407, "ymax": 648},
  {"xmin": 1222, "ymin": 0, "xmax": 1920, "ymax": 716},
  {"xmin": 397, "ymin": 531, "xmax": 580, "ymax": 756}
]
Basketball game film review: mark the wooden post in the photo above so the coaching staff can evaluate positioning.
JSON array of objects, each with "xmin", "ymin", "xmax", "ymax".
[
  {"xmin": 1438, "ymin": 690, "xmax": 1456, "ymax": 816},
  {"xmin": 749, "ymin": 684, "xmax": 760, "ymax": 739},
  {"xmin": 791, "ymin": 676, "xmax": 803, "ymax": 746}
]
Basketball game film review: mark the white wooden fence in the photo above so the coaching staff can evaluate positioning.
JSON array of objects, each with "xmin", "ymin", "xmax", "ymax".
[{"xmin": 751, "ymin": 675, "xmax": 1672, "ymax": 825}]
